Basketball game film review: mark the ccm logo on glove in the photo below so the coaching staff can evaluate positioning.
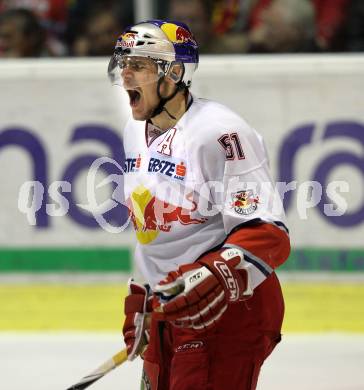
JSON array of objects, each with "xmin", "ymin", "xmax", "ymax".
[
  {"xmin": 189, "ymin": 270, "xmax": 203, "ymax": 283},
  {"xmin": 214, "ymin": 261, "xmax": 239, "ymax": 301},
  {"xmin": 153, "ymin": 248, "xmax": 253, "ymax": 331}
]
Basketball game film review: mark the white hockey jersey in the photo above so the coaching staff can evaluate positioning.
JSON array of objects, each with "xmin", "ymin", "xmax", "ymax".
[{"xmin": 122, "ymin": 96, "xmax": 287, "ymax": 288}]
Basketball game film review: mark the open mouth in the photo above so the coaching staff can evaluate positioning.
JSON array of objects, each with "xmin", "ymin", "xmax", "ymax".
[{"xmin": 127, "ymin": 89, "xmax": 142, "ymax": 107}]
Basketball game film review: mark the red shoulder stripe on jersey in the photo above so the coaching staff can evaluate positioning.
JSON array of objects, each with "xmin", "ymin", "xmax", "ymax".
[{"xmin": 225, "ymin": 222, "xmax": 290, "ymax": 270}]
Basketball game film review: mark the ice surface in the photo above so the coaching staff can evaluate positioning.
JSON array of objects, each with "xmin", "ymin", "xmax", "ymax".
[{"xmin": 0, "ymin": 333, "xmax": 363, "ymax": 390}]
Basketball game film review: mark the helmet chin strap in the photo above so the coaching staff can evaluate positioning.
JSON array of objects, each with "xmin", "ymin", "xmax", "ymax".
[{"xmin": 150, "ymin": 77, "xmax": 183, "ymax": 120}]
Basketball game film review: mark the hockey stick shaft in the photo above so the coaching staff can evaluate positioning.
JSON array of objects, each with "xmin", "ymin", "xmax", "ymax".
[{"xmin": 66, "ymin": 348, "xmax": 128, "ymax": 390}]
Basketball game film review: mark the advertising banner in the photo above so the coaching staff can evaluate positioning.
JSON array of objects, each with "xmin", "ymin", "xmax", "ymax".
[{"xmin": 0, "ymin": 56, "xmax": 363, "ymax": 271}]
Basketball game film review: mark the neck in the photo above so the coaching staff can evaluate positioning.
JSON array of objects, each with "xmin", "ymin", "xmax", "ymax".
[{"xmin": 151, "ymin": 90, "xmax": 188, "ymax": 130}]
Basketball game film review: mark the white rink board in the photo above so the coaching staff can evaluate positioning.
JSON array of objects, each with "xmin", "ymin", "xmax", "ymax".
[
  {"xmin": 0, "ymin": 333, "xmax": 363, "ymax": 390},
  {"xmin": 0, "ymin": 56, "xmax": 363, "ymax": 248},
  {"xmin": 0, "ymin": 59, "xmax": 134, "ymax": 247}
]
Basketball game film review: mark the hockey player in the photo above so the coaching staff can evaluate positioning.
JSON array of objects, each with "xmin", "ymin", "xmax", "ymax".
[{"xmin": 108, "ymin": 20, "xmax": 290, "ymax": 390}]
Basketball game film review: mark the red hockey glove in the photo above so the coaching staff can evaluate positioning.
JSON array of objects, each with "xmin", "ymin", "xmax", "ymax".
[
  {"xmin": 123, "ymin": 279, "xmax": 153, "ymax": 361},
  {"xmin": 153, "ymin": 248, "xmax": 253, "ymax": 331}
]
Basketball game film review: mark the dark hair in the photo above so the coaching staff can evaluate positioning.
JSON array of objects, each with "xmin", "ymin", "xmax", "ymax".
[{"xmin": 0, "ymin": 8, "xmax": 45, "ymax": 56}]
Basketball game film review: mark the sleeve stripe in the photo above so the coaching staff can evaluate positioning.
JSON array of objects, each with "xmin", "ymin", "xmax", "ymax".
[
  {"xmin": 273, "ymin": 221, "xmax": 289, "ymax": 234},
  {"xmin": 244, "ymin": 254, "xmax": 271, "ymax": 277},
  {"xmin": 223, "ymin": 243, "xmax": 273, "ymax": 277},
  {"xmin": 228, "ymin": 219, "xmax": 289, "ymax": 237}
]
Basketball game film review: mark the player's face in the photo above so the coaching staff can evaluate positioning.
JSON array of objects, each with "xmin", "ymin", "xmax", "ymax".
[{"xmin": 121, "ymin": 57, "xmax": 161, "ymax": 121}]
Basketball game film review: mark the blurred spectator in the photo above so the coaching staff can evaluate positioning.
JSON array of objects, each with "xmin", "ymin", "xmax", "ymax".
[
  {"xmin": 209, "ymin": 0, "xmax": 272, "ymax": 53},
  {"xmin": 209, "ymin": 0, "xmax": 249, "ymax": 53},
  {"xmin": 167, "ymin": 0, "xmax": 215, "ymax": 53},
  {"xmin": 211, "ymin": 0, "xmax": 352, "ymax": 53},
  {"xmin": 0, "ymin": 0, "xmax": 358, "ymax": 56},
  {"xmin": 344, "ymin": 0, "xmax": 364, "ymax": 51},
  {"xmin": 72, "ymin": 8, "xmax": 121, "ymax": 56},
  {"xmin": 0, "ymin": 8, "xmax": 48, "ymax": 57},
  {"xmin": 247, "ymin": 0, "xmax": 317, "ymax": 53},
  {"xmin": 0, "ymin": 0, "xmax": 68, "ymax": 55},
  {"xmin": 212, "ymin": 0, "xmax": 271, "ymax": 35},
  {"xmin": 67, "ymin": 0, "xmax": 132, "ymax": 56},
  {"xmin": 313, "ymin": 0, "xmax": 351, "ymax": 51}
]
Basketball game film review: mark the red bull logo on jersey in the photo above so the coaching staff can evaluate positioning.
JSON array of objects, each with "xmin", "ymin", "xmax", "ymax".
[
  {"xmin": 161, "ymin": 23, "xmax": 196, "ymax": 44},
  {"xmin": 128, "ymin": 185, "xmax": 207, "ymax": 244},
  {"xmin": 231, "ymin": 190, "xmax": 259, "ymax": 216}
]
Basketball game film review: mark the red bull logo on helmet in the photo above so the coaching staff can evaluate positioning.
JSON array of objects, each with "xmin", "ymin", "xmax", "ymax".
[
  {"xmin": 116, "ymin": 32, "xmax": 137, "ymax": 49},
  {"xmin": 128, "ymin": 185, "xmax": 207, "ymax": 244},
  {"xmin": 121, "ymin": 32, "xmax": 137, "ymax": 41},
  {"xmin": 161, "ymin": 23, "xmax": 196, "ymax": 44}
]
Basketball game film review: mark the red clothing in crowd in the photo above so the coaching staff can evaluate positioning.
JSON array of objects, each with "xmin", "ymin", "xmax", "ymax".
[
  {"xmin": 0, "ymin": 0, "xmax": 68, "ymax": 27},
  {"xmin": 213, "ymin": 0, "xmax": 350, "ymax": 49},
  {"xmin": 313, "ymin": 0, "xmax": 351, "ymax": 48}
]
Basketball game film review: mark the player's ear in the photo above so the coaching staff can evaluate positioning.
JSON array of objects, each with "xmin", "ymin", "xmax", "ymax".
[{"xmin": 166, "ymin": 62, "xmax": 184, "ymax": 84}]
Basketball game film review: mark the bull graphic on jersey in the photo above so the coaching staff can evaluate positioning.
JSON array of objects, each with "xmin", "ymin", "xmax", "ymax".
[
  {"xmin": 128, "ymin": 185, "xmax": 207, "ymax": 244},
  {"xmin": 231, "ymin": 190, "xmax": 259, "ymax": 215}
]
